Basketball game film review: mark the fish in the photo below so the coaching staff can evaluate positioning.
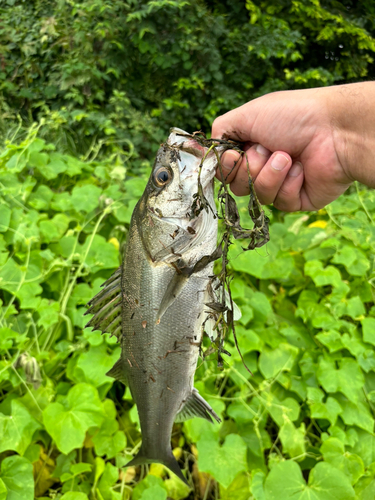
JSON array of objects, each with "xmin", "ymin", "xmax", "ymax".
[{"xmin": 85, "ymin": 128, "xmax": 224, "ymax": 485}]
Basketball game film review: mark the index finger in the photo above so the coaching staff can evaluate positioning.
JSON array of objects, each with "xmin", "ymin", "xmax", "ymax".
[{"xmin": 212, "ymin": 103, "xmax": 253, "ymax": 142}]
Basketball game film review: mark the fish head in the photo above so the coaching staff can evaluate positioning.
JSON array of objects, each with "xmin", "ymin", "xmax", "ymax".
[{"xmin": 137, "ymin": 128, "xmax": 219, "ymax": 264}]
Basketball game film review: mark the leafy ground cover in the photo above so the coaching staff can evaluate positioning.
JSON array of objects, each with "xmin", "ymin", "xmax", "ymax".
[{"xmin": 1, "ymin": 123, "xmax": 375, "ymax": 500}]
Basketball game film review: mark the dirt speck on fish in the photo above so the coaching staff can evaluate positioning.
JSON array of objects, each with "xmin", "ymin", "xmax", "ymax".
[{"xmin": 85, "ymin": 128, "xmax": 225, "ymax": 485}]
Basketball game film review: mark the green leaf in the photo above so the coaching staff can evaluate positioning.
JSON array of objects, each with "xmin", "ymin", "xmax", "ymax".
[
  {"xmin": 60, "ymin": 493, "xmax": 89, "ymax": 500},
  {"xmin": 81, "ymin": 235, "xmax": 119, "ymax": 274},
  {"xmin": 0, "ymin": 327, "xmax": 25, "ymax": 350},
  {"xmin": 39, "ymin": 213, "xmax": 70, "ymax": 242},
  {"xmin": 92, "ymin": 400, "xmax": 126, "ymax": 458},
  {"xmin": 351, "ymin": 430, "xmax": 375, "ymax": 467},
  {"xmin": 0, "ymin": 399, "xmax": 41, "ymax": 454},
  {"xmin": 305, "ymin": 260, "xmax": 342, "ymax": 287},
  {"xmin": 331, "ymin": 246, "xmax": 370, "ymax": 276},
  {"xmin": 51, "ymin": 192, "xmax": 72, "ymax": 211},
  {"xmin": 0, "ymin": 479, "xmax": 6, "ymax": 500},
  {"xmin": 71, "ymin": 185, "xmax": 102, "ymax": 213},
  {"xmin": 140, "ymin": 486, "xmax": 167, "ymax": 500},
  {"xmin": 28, "ymin": 185, "xmax": 54, "ymax": 211},
  {"xmin": 264, "ymin": 461, "xmax": 355, "ymax": 500},
  {"xmin": 267, "ymin": 395, "xmax": 300, "ymax": 427},
  {"xmin": 29, "ymin": 151, "xmax": 49, "ymax": 168},
  {"xmin": 320, "ymin": 437, "xmax": 364, "ymax": 485},
  {"xmin": 114, "ymin": 199, "xmax": 138, "ymax": 224},
  {"xmin": 5, "ymin": 152, "xmax": 27, "ymax": 172},
  {"xmin": 97, "ymin": 462, "xmax": 119, "ymax": 500},
  {"xmin": 250, "ymin": 470, "xmax": 266, "ymax": 500},
  {"xmin": 65, "ymin": 156, "xmax": 86, "ymax": 177},
  {"xmin": 316, "ymin": 330, "xmax": 343, "ymax": 353},
  {"xmin": 0, "ymin": 258, "xmax": 22, "ymax": 293},
  {"xmin": 341, "ymin": 401, "xmax": 374, "ymax": 433},
  {"xmin": 259, "ymin": 343, "xmax": 299, "ymax": 379},
  {"xmin": 229, "ymin": 240, "xmax": 294, "ymax": 280},
  {"xmin": 164, "ymin": 474, "xmax": 191, "ymax": 500},
  {"xmin": 309, "ymin": 397, "xmax": 342, "ymax": 425},
  {"xmin": 279, "ymin": 421, "xmax": 306, "ymax": 458},
  {"xmin": 35, "ymin": 155, "xmax": 67, "ymax": 180},
  {"xmin": 317, "ymin": 357, "xmax": 364, "ymax": 403},
  {"xmin": 345, "ymin": 296, "xmax": 365, "ymax": 319},
  {"xmin": 197, "ymin": 434, "xmax": 247, "ymax": 488},
  {"xmin": 37, "ymin": 299, "xmax": 60, "ymax": 329},
  {"xmin": 43, "ymin": 383, "xmax": 105, "ymax": 454},
  {"xmin": 133, "ymin": 476, "xmax": 168, "ymax": 500},
  {"xmin": 0, "ymin": 205, "xmax": 11, "ymax": 232},
  {"xmin": 362, "ymin": 318, "xmax": 375, "ymax": 345},
  {"xmin": 219, "ymin": 473, "xmax": 250, "ymax": 500},
  {"xmin": 0, "ymin": 455, "xmax": 34, "ymax": 500},
  {"xmin": 15, "ymin": 282, "xmax": 43, "ymax": 309},
  {"xmin": 73, "ymin": 344, "xmax": 121, "ymax": 388}
]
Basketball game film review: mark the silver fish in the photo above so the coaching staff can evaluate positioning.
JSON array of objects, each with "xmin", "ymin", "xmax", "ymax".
[{"xmin": 85, "ymin": 128, "xmax": 222, "ymax": 484}]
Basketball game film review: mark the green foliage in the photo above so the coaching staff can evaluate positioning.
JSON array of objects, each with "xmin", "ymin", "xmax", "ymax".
[
  {"xmin": 2, "ymin": 124, "xmax": 375, "ymax": 498},
  {"xmin": 1, "ymin": 0, "xmax": 375, "ymax": 159}
]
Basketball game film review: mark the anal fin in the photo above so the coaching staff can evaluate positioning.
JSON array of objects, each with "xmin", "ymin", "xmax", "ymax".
[
  {"xmin": 106, "ymin": 358, "xmax": 127, "ymax": 386},
  {"xmin": 175, "ymin": 388, "xmax": 221, "ymax": 423}
]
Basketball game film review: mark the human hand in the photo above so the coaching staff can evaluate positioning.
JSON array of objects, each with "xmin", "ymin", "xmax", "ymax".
[{"xmin": 212, "ymin": 87, "xmax": 355, "ymax": 211}]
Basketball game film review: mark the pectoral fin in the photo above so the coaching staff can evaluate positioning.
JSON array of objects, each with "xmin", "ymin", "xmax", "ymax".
[
  {"xmin": 175, "ymin": 388, "xmax": 221, "ymax": 423},
  {"xmin": 156, "ymin": 272, "xmax": 189, "ymax": 324}
]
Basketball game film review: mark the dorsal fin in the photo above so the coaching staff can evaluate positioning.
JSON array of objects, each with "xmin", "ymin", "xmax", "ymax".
[
  {"xmin": 175, "ymin": 388, "xmax": 221, "ymax": 423},
  {"xmin": 84, "ymin": 266, "xmax": 122, "ymax": 340}
]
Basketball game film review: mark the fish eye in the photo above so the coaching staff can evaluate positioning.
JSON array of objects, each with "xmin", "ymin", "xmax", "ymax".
[{"xmin": 153, "ymin": 167, "xmax": 173, "ymax": 187}]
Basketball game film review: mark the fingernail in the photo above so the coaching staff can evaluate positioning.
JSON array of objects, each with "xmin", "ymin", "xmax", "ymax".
[
  {"xmin": 256, "ymin": 144, "xmax": 270, "ymax": 156},
  {"xmin": 221, "ymin": 151, "xmax": 241, "ymax": 172},
  {"xmin": 288, "ymin": 161, "xmax": 303, "ymax": 177},
  {"xmin": 271, "ymin": 153, "xmax": 289, "ymax": 171}
]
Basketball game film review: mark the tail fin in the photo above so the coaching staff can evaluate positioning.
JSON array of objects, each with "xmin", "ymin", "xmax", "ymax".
[{"xmin": 125, "ymin": 448, "xmax": 189, "ymax": 486}]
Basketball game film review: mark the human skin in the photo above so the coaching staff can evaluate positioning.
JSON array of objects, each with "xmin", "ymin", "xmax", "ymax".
[{"xmin": 212, "ymin": 82, "xmax": 375, "ymax": 211}]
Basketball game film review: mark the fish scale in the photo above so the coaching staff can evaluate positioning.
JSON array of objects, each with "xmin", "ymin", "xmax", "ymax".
[{"xmin": 85, "ymin": 128, "xmax": 222, "ymax": 485}]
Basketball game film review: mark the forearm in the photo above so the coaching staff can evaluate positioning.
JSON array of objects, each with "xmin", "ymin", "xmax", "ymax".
[{"xmin": 330, "ymin": 82, "xmax": 375, "ymax": 187}]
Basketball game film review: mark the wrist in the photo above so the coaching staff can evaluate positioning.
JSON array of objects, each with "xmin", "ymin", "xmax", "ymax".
[{"xmin": 329, "ymin": 82, "xmax": 375, "ymax": 187}]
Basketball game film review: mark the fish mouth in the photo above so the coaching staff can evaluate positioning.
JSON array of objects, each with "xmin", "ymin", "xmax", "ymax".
[{"xmin": 168, "ymin": 128, "xmax": 218, "ymax": 186}]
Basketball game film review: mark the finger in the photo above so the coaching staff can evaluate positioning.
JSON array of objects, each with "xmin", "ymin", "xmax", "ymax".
[
  {"xmin": 273, "ymin": 162, "xmax": 305, "ymax": 212},
  {"xmin": 229, "ymin": 144, "xmax": 272, "ymax": 196},
  {"xmin": 216, "ymin": 150, "xmax": 242, "ymax": 184},
  {"xmin": 253, "ymin": 152, "xmax": 293, "ymax": 205},
  {"xmin": 212, "ymin": 103, "xmax": 254, "ymax": 142}
]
